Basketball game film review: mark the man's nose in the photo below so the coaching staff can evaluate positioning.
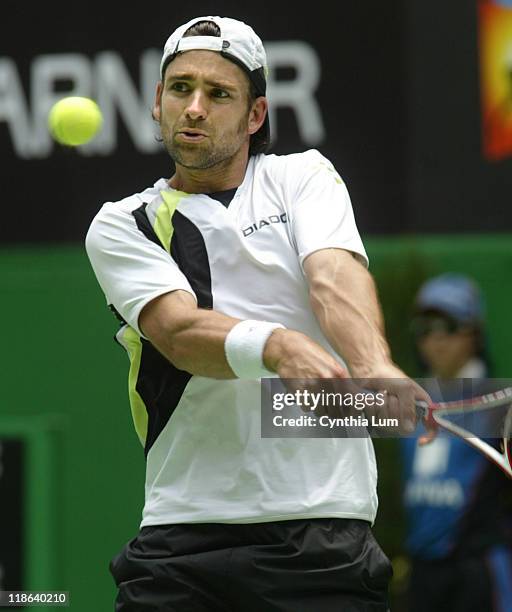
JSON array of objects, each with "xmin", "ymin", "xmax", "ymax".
[{"xmin": 185, "ymin": 90, "xmax": 208, "ymax": 121}]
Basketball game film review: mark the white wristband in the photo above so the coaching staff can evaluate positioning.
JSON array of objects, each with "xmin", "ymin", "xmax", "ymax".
[{"xmin": 224, "ymin": 320, "xmax": 285, "ymax": 379}]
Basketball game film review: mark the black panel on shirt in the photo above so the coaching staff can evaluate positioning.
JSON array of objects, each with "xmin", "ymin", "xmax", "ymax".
[
  {"xmin": 128, "ymin": 202, "xmax": 214, "ymax": 456},
  {"xmin": 136, "ymin": 340, "xmax": 192, "ymax": 458},
  {"xmin": 207, "ymin": 188, "xmax": 238, "ymax": 208},
  {"xmin": 133, "ymin": 202, "xmax": 164, "ymax": 248},
  {"xmin": 170, "ymin": 211, "xmax": 213, "ymax": 309}
]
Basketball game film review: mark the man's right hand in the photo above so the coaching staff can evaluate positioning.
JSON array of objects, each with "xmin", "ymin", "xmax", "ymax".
[{"xmin": 263, "ymin": 328, "xmax": 349, "ymax": 380}]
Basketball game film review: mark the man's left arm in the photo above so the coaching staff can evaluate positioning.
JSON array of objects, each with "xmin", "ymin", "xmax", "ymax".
[{"xmin": 304, "ymin": 247, "xmax": 429, "ymax": 430}]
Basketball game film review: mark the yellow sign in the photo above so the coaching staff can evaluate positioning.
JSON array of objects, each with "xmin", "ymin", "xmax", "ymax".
[{"xmin": 479, "ymin": 0, "xmax": 512, "ymax": 160}]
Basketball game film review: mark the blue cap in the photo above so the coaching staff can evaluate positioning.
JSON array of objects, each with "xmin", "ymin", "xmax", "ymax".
[{"xmin": 415, "ymin": 274, "xmax": 484, "ymax": 325}]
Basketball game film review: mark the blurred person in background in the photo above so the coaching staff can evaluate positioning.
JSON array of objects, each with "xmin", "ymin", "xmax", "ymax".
[{"xmin": 400, "ymin": 273, "xmax": 512, "ymax": 612}]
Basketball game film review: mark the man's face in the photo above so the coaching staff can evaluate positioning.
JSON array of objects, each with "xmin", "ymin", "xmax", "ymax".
[{"xmin": 153, "ymin": 50, "xmax": 258, "ymax": 170}]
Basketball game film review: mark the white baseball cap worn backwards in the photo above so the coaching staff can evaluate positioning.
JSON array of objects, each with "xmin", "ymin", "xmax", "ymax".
[{"xmin": 160, "ymin": 16, "xmax": 268, "ymax": 97}]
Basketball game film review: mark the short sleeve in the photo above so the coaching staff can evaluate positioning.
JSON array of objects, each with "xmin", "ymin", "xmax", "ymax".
[
  {"xmin": 287, "ymin": 151, "xmax": 368, "ymax": 268},
  {"xmin": 85, "ymin": 201, "xmax": 197, "ymax": 336}
]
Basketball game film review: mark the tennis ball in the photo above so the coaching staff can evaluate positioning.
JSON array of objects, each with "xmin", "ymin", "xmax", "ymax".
[{"xmin": 48, "ymin": 96, "xmax": 103, "ymax": 146}]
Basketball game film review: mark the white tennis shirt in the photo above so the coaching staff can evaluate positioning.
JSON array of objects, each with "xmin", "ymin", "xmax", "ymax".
[{"xmin": 86, "ymin": 149, "xmax": 378, "ymax": 526}]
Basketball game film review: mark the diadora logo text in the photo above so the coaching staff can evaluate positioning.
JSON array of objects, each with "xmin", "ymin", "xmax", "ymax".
[{"xmin": 242, "ymin": 213, "xmax": 288, "ymax": 237}]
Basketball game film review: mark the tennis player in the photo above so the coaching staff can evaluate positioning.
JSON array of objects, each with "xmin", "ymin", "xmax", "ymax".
[{"xmin": 86, "ymin": 16, "xmax": 429, "ymax": 611}]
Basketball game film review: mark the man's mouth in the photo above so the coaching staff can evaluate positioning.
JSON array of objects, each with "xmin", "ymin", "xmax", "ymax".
[{"xmin": 177, "ymin": 129, "xmax": 208, "ymax": 142}]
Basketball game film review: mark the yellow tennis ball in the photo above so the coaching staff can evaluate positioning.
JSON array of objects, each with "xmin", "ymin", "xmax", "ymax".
[{"xmin": 48, "ymin": 96, "xmax": 103, "ymax": 146}]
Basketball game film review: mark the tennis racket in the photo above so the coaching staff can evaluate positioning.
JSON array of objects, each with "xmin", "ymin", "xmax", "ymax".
[{"xmin": 415, "ymin": 386, "xmax": 512, "ymax": 478}]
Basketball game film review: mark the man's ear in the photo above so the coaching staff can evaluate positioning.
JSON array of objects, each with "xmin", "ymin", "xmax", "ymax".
[
  {"xmin": 153, "ymin": 81, "xmax": 163, "ymax": 122},
  {"xmin": 248, "ymin": 97, "xmax": 268, "ymax": 136}
]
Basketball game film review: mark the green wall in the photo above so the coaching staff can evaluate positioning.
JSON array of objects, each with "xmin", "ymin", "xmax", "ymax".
[
  {"xmin": 1, "ymin": 235, "xmax": 511, "ymax": 610},
  {"xmin": 2, "ymin": 246, "xmax": 145, "ymax": 611}
]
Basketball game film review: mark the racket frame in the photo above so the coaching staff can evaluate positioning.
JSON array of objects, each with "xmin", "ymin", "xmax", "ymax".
[{"xmin": 415, "ymin": 387, "xmax": 512, "ymax": 478}]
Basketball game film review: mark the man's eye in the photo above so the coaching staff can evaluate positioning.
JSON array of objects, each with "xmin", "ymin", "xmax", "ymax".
[
  {"xmin": 211, "ymin": 89, "xmax": 229, "ymax": 98},
  {"xmin": 171, "ymin": 82, "xmax": 189, "ymax": 92}
]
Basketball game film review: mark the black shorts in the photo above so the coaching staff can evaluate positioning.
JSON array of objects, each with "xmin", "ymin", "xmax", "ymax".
[{"xmin": 110, "ymin": 518, "xmax": 392, "ymax": 611}]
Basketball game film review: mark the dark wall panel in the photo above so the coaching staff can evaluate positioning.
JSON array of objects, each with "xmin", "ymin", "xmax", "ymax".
[
  {"xmin": 406, "ymin": 0, "xmax": 512, "ymax": 232},
  {"xmin": 2, "ymin": 1, "xmax": 406, "ymax": 242},
  {"xmin": 3, "ymin": 1, "xmax": 511, "ymax": 242}
]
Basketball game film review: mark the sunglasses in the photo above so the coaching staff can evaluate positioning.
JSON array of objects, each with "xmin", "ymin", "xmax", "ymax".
[{"xmin": 411, "ymin": 314, "xmax": 464, "ymax": 338}]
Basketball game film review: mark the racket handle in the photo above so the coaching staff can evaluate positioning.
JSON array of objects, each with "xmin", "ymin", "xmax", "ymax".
[
  {"xmin": 361, "ymin": 389, "xmax": 430, "ymax": 420},
  {"xmin": 415, "ymin": 400, "xmax": 429, "ymax": 420}
]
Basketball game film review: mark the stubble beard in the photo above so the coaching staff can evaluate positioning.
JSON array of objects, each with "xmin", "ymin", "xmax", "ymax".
[
  {"xmin": 161, "ymin": 115, "xmax": 249, "ymax": 170},
  {"xmin": 167, "ymin": 139, "xmax": 233, "ymax": 170}
]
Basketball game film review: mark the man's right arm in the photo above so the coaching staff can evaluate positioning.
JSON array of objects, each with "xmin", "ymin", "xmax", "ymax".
[{"xmin": 139, "ymin": 289, "xmax": 348, "ymax": 380}]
